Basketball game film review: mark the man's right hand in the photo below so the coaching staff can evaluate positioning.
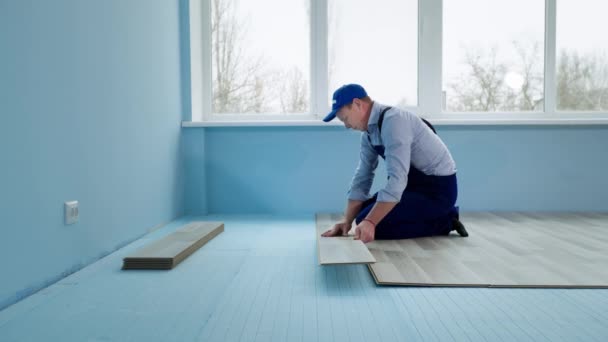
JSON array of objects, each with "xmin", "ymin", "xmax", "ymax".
[{"xmin": 321, "ymin": 221, "xmax": 352, "ymax": 237}]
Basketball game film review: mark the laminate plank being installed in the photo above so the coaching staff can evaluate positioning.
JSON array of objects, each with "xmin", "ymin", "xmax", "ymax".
[
  {"xmin": 362, "ymin": 212, "xmax": 608, "ymax": 288},
  {"xmin": 123, "ymin": 221, "xmax": 224, "ymax": 270},
  {"xmin": 315, "ymin": 213, "xmax": 375, "ymax": 265}
]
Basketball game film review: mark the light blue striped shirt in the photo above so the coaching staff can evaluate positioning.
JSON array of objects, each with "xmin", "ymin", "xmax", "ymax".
[{"xmin": 348, "ymin": 102, "xmax": 457, "ymax": 202}]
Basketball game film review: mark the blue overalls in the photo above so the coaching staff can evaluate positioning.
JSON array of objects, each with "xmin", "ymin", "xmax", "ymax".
[{"xmin": 354, "ymin": 107, "xmax": 460, "ymax": 239}]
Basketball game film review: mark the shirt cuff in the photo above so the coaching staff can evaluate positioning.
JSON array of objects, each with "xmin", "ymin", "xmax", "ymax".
[
  {"xmin": 347, "ymin": 188, "xmax": 370, "ymax": 201},
  {"xmin": 377, "ymin": 189, "xmax": 401, "ymax": 202}
]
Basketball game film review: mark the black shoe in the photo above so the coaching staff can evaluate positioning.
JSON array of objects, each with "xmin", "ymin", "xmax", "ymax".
[{"xmin": 451, "ymin": 218, "xmax": 469, "ymax": 237}]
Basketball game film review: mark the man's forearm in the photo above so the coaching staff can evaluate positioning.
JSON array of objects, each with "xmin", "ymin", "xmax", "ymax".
[
  {"xmin": 365, "ymin": 201, "xmax": 398, "ymax": 226},
  {"xmin": 343, "ymin": 200, "xmax": 364, "ymax": 224}
]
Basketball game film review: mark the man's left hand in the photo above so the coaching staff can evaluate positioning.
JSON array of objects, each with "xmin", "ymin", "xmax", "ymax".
[{"xmin": 354, "ymin": 220, "xmax": 375, "ymax": 243}]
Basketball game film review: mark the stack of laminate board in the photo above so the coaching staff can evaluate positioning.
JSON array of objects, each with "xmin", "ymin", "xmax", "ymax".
[{"xmin": 123, "ymin": 221, "xmax": 224, "ymax": 270}]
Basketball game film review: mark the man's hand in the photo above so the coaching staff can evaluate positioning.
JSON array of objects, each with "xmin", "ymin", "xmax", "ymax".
[
  {"xmin": 321, "ymin": 221, "xmax": 352, "ymax": 237},
  {"xmin": 354, "ymin": 220, "xmax": 375, "ymax": 243}
]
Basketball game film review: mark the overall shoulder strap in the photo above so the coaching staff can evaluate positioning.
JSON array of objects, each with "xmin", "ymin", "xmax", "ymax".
[
  {"xmin": 421, "ymin": 118, "xmax": 437, "ymax": 134},
  {"xmin": 377, "ymin": 106, "xmax": 392, "ymax": 135},
  {"xmin": 368, "ymin": 106, "xmax": 393, "ymax": 145},
  {"xmin": 373, "ymin": 107, "xmax": 437, "ymax": 142}
]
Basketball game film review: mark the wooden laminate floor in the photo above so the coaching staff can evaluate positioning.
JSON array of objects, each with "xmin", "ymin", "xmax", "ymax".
[{"xmin": 365, "ymin": 212, "xmax": 608, "ymax": 287}]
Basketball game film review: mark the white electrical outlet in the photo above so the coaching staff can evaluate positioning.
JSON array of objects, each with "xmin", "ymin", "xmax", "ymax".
[{"xmin": 65, "ymin": 201, "xmax": 79, "ymax": 225}]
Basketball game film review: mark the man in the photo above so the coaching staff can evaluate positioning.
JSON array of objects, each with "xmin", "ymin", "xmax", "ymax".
[{"xmin": 321, "ymin": 84, "xmax": 468, "ymax": 243}]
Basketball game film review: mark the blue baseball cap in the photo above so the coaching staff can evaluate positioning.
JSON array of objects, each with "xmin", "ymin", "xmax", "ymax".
[{"xmin": 323, "ymin": 84, "xmax": 368, "ymax": 122}]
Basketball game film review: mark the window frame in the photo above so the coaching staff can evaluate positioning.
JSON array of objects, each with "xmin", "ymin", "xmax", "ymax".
[{"xmin": 185, "ymin": 0, "xmax": 608, "ymax": 127}]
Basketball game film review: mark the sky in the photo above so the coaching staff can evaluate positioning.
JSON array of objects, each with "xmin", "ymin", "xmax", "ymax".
[{"xmin": 220, "ymin": 0, "xmax": 608, "ymax": 112}]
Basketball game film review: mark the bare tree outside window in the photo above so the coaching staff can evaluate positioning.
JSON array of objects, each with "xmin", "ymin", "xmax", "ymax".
[
  {"xmin": 446, "ymin": 41, "xmax": 544, "ymax": 112},
  {"xmin": 212, "ymin": 0, "xmax": 267, "ymax": 113},
  {"xmin": 512, "ymin": 40, "xmax": 544, "ymax": 111},
  {"xmin": 556, "ymin": 0, "xmax": 608, "ymax": 112},
  {"xmin": 447, "ymin": 46, "xmax": 508, "ymax": 112},
  {"xmin": 443, "ymin": 0, "xmax": 545, "ymax": 112},
  {"xmin": 328, "ymin": 0, "xmax": 418, "ymax": 108},
  {"xmin": 211, "ymin": 0, "xmax": 309, "ymax": 114},
  {"xmin": 557, "ymin": 51, "xmax": 608, "ymax": 111},
  {"xmin": 445, "ymin": 45, "xmax": 608, "ymax": 112},
  {"xmin": 208, "ymin": 0, "xmax": 608, "ymax": 116},
  {"xmin": 277, "ymin": 66, "xmax": 309, "ymax": 113}
]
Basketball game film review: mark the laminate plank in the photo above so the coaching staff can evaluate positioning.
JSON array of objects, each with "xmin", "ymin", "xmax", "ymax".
[{"xmin": 315, "ymin": 213, "xmax": 375, "ymax": 265}]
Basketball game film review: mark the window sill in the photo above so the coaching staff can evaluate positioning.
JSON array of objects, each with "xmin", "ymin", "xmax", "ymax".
[
  {"xmin": 182, "ymin": 120, "xmax": 341, "ymax": 127},
  {"xmin": 182, "ymin": 117, "xmax": 608, "ymax": 128}
]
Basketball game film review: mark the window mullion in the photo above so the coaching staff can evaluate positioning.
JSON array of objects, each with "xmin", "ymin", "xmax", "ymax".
[
  {"xmin": 311, "ymin": 0, "xmax": 328, "ymax": 118},
  {"xmin": 418, "ymin": 0, "xmax": 443, "ymax": 118},
  {"xmin": 189, "ymin": 0, "xmax": 206, "ymax": 121},
  {"xmin": 201, "ymin": 0, "xmax": 213, "ymax": 121},
  {"xmin": 544, "ymin": 0, "xmax": 557, "ymax": 114},
  {"xmin": 190, "ymin": 0, "xmax": 212, "ymax": 121}
]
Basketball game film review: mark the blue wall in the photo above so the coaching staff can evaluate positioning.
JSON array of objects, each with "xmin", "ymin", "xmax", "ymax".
[
  {"xmin": 184, "ymin": 124, "xmax": 608, "ymax": 215},
  {"xmin": 183, "ymin": 128, "xmax": 208, "ymax": 215},
  {"xmin": 0, "ymin": 0, "xmax": 185, "ymax": 310}
]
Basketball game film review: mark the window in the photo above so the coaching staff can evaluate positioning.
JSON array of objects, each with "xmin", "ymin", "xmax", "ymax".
[
  {"xmin": 187, "ymin": 0, "xmax": 608, "ymax": 125},
  {"xmin": 443, "ymin": 0, "xmax": 545, "ymax": 112},
  {"xmin": 211, "ymin": 0, "xmax": 310, "ymax": 114},
  {"xmin": 556, "ymin": 0, "xmax": 608, "ymax": 111},
  {"xmin": 328, "ymin": 0, "xmax": 418, "ymax": 108}
]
